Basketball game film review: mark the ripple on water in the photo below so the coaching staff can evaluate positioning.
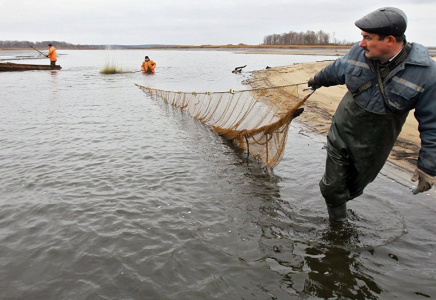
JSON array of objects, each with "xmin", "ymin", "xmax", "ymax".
[
  {"xmin": 254, "ymin": 192, "xmax": 406, "ymax": 252},
  {"xmin": 1, "ymin": 50, "xmax": 435, "ymax": 299}
]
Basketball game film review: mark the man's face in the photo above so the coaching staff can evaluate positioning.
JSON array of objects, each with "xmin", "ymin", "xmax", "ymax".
[{"xmin": 359, "ymin": 31, "xmax": 390, "ymax": 61}]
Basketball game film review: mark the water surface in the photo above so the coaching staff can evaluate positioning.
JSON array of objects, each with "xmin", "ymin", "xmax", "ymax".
[{"xmin": 0, "ymin": 49, "xmax": 435, "ymax": 299}]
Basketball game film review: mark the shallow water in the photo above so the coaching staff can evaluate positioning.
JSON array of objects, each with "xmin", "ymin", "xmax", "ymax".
[{"xmin": 0, "ymin": 49, "xmax": 435, "ymax": 299}]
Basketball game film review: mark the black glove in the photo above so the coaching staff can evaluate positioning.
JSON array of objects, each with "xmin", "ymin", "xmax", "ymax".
[
  {"xmin": 308, "ymin": 77, "xmax": 320, "ymax": 90},
  {"xmin": 292, "ymin": 107, "xmax": 304, "ymax": 119}
]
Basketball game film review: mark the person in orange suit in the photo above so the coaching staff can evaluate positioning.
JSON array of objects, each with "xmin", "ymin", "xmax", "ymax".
[
  {"xmin": 46, "ymin": 44, "xmax": 57, "ymax": 66},
  {"xmin": 141, "ymin": 56, "xmax": 156, "ymax": 73}
]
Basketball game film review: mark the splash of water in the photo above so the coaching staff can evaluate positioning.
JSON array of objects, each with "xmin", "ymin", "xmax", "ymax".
[{"xmin": 99, "ymin": 56, "xmax": 132, "ymax": 74}]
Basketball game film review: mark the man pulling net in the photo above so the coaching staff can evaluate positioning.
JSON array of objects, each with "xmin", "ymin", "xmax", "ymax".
[{"xmin": 308, "ymin": 7, "xmax": 436, "ymax": 222}]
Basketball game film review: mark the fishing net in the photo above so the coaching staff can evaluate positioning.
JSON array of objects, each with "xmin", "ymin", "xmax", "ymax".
[{"xmin": 136, "ymin": 83, "xmax": 313, "ymax": 168}]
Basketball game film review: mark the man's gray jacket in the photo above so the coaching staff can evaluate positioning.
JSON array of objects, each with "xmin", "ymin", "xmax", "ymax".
[{"xmin": 313, "ymin": 42, "xmax": 436, "ymax": 176}]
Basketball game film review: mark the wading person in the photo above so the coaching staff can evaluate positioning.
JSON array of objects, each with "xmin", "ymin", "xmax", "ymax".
[
  {"xmin": 308, "ymin": 7, "xmax": 436, "ymax": 222},
  {"xmin": 46, "ymin": 44, "xmax": 57, "ymax": 66},
  {"xmin": 141, "ymin": 56, "xmax": 156, "ymax": 73}
]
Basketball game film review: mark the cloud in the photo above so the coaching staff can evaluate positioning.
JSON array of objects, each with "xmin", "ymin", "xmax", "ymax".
[{"xmin": 1, "ymin": 0, "xmax": 435, "ymax": 46}]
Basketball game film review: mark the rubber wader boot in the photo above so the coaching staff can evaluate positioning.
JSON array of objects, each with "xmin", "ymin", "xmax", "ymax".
[{"xmin": 327, "ymin": 203, "xmax": 347, "ymax": 222}]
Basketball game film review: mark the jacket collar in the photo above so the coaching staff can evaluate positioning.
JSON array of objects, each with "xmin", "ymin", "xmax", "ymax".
[{"xmin": 404, "ymin": 43, "xmax": 432, "ymax": 67}]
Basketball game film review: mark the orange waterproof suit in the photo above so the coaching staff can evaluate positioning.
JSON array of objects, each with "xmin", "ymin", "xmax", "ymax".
[
  {"xmin": 141, "ymin": 59, "xmax": 156, "ymax": 73},
  {"xmin": 47, "ymin": 46, "xmax": 57, "ymax": 62}
]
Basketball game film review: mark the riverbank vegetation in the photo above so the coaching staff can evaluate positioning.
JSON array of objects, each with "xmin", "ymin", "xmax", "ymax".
[
  {"xmin": 0, "ymin": 40, "xmax": 101, "ymax": 49},
  {"xmin": 263, "ymin": 30, "xmax": 354, "ymax": 45}
]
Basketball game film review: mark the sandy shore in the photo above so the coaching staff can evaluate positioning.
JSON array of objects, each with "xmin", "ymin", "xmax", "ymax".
[{"xmin": 246, "ymin": 58, "xmax": 436, "ymax": 174}]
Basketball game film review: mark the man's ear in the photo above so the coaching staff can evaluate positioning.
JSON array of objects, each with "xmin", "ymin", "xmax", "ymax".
[{"xmin": 386, "ymin": 35, "xmax": 396, "ymax": 45}]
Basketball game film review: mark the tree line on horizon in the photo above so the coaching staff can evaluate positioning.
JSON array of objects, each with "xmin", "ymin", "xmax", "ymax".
[
  {"xmin": 263, "ymin": 30, "xmax": 354, "ymax": 46},
  {"xmin": 1, "ymin": 32, "xmax": 355, "ymax": 48},
  {"xmin": 0, "ymin": 40, "xmax": 103, "ymax": 49}
]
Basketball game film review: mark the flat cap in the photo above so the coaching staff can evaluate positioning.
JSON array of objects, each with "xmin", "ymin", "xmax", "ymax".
[{"xmin": 355, "ymin": 7, "xmax": 407, "ymax": 36}]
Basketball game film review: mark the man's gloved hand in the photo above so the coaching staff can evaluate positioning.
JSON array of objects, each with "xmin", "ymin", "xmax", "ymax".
[
  {"xmin": 308, "ymin": 77, "xmax": 320, "ymax": 90},
  {"xmin": 292, "ymin": 107, "xmax": 304, "ymax": 119},
  {"xmin": 411, "ymin": 168, "xmax": 435, "ymax": 194}
]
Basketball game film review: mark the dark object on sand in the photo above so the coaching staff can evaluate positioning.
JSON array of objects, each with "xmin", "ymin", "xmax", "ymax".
[
  {"xmin": 266, "ymin": 66, "xmax": 271, "ymax": 69},
  {"xmin": 0, "ymin": 62, "xmax": 62, "ymax": 72},
  {"xmin": 232, "ymin": 65, "xmax": 247, "ymax": 73}
]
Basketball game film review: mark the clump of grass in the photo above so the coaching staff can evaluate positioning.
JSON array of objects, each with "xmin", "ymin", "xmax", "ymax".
[{"xmin": 99, "ymin": 59, "xmax": 132, "ymax": 74}]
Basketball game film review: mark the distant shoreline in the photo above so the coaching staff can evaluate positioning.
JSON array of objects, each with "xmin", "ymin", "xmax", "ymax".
[
  {"xmin": 2, "ymin": 44, "xmax": 434, "ymax": 57},
  {"xmin": 0, "ymin": 44, "xmax": 352, "ymax": 50},
  {"xmin": 0, "ymin": 45, "xmax": 352, "ymax": 58}
]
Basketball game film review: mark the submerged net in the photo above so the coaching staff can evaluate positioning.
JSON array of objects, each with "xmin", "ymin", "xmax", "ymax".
[{"xmin": 136, "ymin": 83, "xmax": 313, "ymax": 168}]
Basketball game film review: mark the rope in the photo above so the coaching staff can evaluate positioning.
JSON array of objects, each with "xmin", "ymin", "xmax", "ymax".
[{"xmin": 134, "ymin": 82, "xmax": 308, "ymax": 95}]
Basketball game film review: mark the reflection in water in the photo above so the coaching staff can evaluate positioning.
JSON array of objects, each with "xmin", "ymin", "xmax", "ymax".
[
  {"xmin": 250, "ymin": 189, "xmax": 386, "ymax": 298},
  {"xmin": 50, "ymin": 70, "xmax": 59, "ymax": 101},
  {"xmin": 227, "ymin": 149, "xmax": 403, "ymax": 299},
  {"xmin": 300, "ymin": 223, "xmax": 382, "ymax": 299}
]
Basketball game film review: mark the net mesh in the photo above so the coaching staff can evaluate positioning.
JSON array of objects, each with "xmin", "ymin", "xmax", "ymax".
[{"xmin": 136, "ymin": 83, "xmax": 313, "ymax": 168}]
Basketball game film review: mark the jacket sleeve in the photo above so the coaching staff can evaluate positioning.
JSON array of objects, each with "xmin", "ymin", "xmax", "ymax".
[
  {"xmin": 313, "ymin": 43, "xmax": 365, "ymax": 87},
  {"xmin": 414, "ymin": 81, "xmax": 436, "ymax": 176},
  {"xmin": 313, "ymin": 52, "xmax": 349, "ymax": 87}
]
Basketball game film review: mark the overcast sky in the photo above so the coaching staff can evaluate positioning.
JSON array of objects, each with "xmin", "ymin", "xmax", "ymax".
[{"xmin": 1, "ymin": 0, "xmax": 435, "ymax": 46}]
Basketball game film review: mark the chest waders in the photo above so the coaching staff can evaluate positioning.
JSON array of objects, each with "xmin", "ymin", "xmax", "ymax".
[{"xmin": 320, "ymin": 91, "xmax": 409, "ymax": 221}]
